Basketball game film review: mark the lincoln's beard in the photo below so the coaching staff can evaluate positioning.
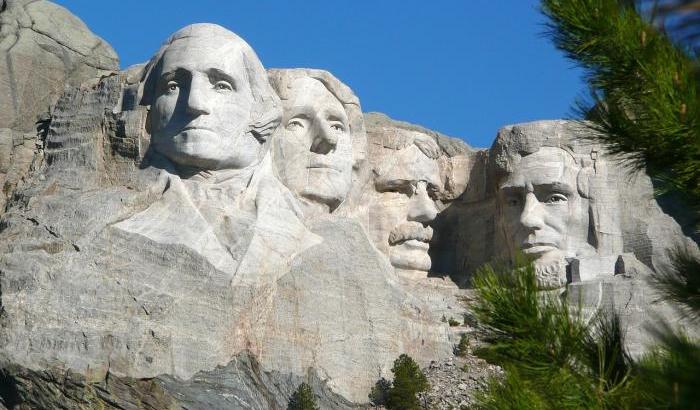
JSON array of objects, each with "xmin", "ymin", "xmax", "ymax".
[{"xmin": 533, "ymin": 255, "xmax": 567, "ymax": 290}]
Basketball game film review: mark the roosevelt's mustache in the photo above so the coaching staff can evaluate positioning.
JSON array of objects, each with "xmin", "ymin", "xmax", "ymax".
[{"xmin": 388, "ymin": 222, "xmax": 433, "ymax": 245}]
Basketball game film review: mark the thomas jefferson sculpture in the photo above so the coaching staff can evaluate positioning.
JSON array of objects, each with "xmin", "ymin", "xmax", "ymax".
[{"xmin": 268, "ymin": 69, "xmax": 366, "ymax": 216}]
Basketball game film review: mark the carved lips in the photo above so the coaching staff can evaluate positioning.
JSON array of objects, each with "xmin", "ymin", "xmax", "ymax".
[
  {"xmin": 520, "ymin": 242, "xmax": 558, "ymax": 255},
  {"xmin": 306, "ymin": 155, "xmax": 348, "ymax": 173}
]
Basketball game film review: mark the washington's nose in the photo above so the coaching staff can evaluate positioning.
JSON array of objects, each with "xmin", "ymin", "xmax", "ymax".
[
  {"xmin": 310, "ymin": 121, "xmax": 338, "ymax": 155},
  {"xmin": 185, "ymin": 77, "xmax": 211, "ymax": 116},
  {"xmin": 407, "ymin": 183, "xmax": 438, "ymax": 224},
  {"xmin": 520, "ymin": 192, "xmax": 544, "ymax": 230}
]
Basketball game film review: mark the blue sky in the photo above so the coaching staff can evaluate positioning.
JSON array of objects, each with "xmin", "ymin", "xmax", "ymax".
[{"xmin": 53, "ymin": 0, "xmax": 584, "ymax": 148}]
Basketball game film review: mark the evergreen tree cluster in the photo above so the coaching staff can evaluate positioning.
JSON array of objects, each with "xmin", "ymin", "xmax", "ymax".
[
  {"xmin": 471, "ymin": 257, "xmax": 634, "ymax": 408},
  {"xmin": 287, "ymin": 382, "xmax": 319, "ymax": 410},
  {"xmin": 368, "ymin": 354, "xmax": 430, "ymax": 410}
]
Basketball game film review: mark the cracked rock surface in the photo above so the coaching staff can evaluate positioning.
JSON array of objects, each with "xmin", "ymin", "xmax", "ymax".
[{"xmin": 0, "ymin": 0, "xmax": 118, "ymax": 133}]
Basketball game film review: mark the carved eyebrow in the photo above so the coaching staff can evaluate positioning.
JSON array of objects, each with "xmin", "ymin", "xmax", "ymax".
[
  {"xmin": 498, "ymin": 184, "xmax": 525, "ymax": 193},
  {"xmin": 206, "ymin": 68, "xmax": 238, "ymax": 90},
  {"xmin": 533, "ymin": 182, "xmax": 575, "ymax": 194},
  {"xmin": 159, "ymin": 68, "xmax": 188, "ymax": 81},
  {"xmin": 287, "ymin": 106, "xmax": 315, "ymax": 119},
  {"xmin": 375, "ymin": 178, "xmax": 412, "ymax": 190},
  {"xmin": 325, "ymin": 107, "xmax": 348, "ymax": 123}
]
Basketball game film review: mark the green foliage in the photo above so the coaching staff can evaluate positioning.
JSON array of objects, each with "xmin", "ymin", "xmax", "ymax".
[
  {"xmin": 368, "ymin": 377, "xmax": 391, "ymax": 406},
  {"xmin": 474, "ymin": 371, "xmax": 548, "ymax": 410},
  {"xmin": 455, "ymin": 333, "xmax": 470, "ymax": 357},
  {"xmin": 650, "ymin": 249, "xmax": 700, "ymax": 320},
  {"xmin": 542, "ymin": 0, "xmax": 700, "ymax": 211},
  {"xmin": 287, "ymin": 382, "xmax": 319, "ymax": 410},
  {"xmin": 538, "ymin": 1, "xmax": 700, "ymax": 408},
  {"xmin": 471, "ymin": 256, "xmax": 634, "ymax": 409},
  {"xmin": 386, "ymin": 354, "xmax": 430, "ymax": 410},
  {"xmin": 631, "ymin": 323, "xmax": 700, "ymax": 409},
  {"xmin": 448, "ymin": 317, "xmax": 461, "ymax": 327}
]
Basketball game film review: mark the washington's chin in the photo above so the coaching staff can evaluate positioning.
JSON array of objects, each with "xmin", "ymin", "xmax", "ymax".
[{"xmin": 390, "ymin": 241, "xmax": 431, "ymax": 272}]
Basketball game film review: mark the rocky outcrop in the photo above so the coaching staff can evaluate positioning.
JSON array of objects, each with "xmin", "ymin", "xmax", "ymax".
[
  {"xmin": 0, "ymin": 0, "xmax": 118, "ymax": 212},
  {"xmin": 0, "ymin": 0, "xmax": 118, "ymax": 132}
]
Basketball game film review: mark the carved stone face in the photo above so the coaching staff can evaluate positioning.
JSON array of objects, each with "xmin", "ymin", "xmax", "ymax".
[
  {"xmin": 498, "ymin": 147, "xmax": 589, "ymax": 267},
  {"xmin": 149, "ymin": 35, "xmax": 260, "ymax": 170},
  {"xmin": 273, "ymin": 77, "xmax": 353, "ymax": 210},
  {"xmin": 371, "ymin": 144, "xmax": 441, "ymax": 274}
]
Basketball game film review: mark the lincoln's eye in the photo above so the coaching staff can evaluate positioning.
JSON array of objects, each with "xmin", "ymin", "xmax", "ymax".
[
  {"xmin": 167, "ymin": 81, "xmax": 178, "ymax": 92},
  {"xmin": 330, "ymin": 122, "xmax": 345, "ymax": 132},
  {"xmin": 545, "ymin": 193, "xmax": 568, "ymax": 204},
  {"xmin": 214, "ymin": 81, "xmax": 233, "ymax": 91}
]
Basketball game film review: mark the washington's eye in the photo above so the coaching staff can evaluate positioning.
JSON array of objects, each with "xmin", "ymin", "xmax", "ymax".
[
  {"xmin": 330, "ymin": 123, "xmax": 345, "ymax": 132},
  {"xmin": 286, "ymin": 119, "xmax": 305, "ymax": 130},
  {"xmin": 544, "ymin": 193, "xmax": 568, "ymax": 204},
  {"xmin": 214, "ymin": 81, "xmax": 233, "ymax": 91}
]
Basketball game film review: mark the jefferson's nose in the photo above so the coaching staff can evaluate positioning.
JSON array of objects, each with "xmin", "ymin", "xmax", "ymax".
[
  {"xmin": 309, "ymin": 121, "xmax": 338, "ymax": 155},
  {"xmin": 407, "ymin": 182, "xmax": 438, "ymax": 224},
  {"xmin": 520, "ymin": 192, "xmax": 544, "ymax": 230},
  {"xmin": 185, "ymin": 77, "xmax": 211, "ymax": 116}
]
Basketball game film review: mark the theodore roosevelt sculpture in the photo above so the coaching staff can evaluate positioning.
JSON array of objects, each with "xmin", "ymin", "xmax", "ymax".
[
  {"xmin": 267, "ymin": 69, "xmax": 365, "ymax": 216},
  {"xmin": 368, "ymin": 129, "xmax": 442, "ymax": 279}
]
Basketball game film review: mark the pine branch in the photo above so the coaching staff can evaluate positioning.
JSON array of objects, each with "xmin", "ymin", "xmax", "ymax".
[{"xmin": 542, "ymin": 0, "xmax": 700, "ymax": 208}]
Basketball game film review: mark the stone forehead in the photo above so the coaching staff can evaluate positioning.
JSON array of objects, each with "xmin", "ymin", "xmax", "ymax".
[
  {"xmin": 166, "ymin": 23, "xmax": 248, "ymax": 48},
  {"xmin": 504, "ymin": 146, "xmax": 581, "ymax": 185},
  {"xmin": 490, "ymin": 120, "xmax": 601, "ymax": 177},
  {"xmin": 282, "ymin": 77, "xmax": 343, "ymax": 107},
  {"xmin": 372, "ymin": 142, "xmax": 439, "ymax": 178},
  {"xmin": 268, "ymin": 68, "xmax": 360, "ymax": 107},
  {"xmin": 496, "ymin": 120, "xmax": 596, "ymax": 156},
  {"xmin": 368, "ymin": 128, "xmax": 439, "ymax": 158}
]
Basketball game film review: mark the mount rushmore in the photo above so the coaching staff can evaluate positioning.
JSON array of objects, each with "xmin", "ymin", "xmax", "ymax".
[{"xmin": 0, "ymin": 1, "xmax": 697, "ymax": 408}]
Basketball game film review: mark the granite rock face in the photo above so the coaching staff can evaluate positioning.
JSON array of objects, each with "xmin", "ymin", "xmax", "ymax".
[
  {"xmin": 0, "ymin": 0, "xmax": 118, "ymax": 132},
  {"xmin": 0, "ymin": 4, "xmax": 697, "ymax": 409},
  {"xmin": 0, "ymin": 0, "xmax": 118, "ymax": 212}
]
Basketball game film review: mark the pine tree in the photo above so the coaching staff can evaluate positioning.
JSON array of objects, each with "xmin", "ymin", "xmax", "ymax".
[
  {"xmin": 471, "ymin": 256, "xmax": 633, "ymax": 409},
  {"xmin": 287, "ymin": 382, "xmax": 319, "ymax": 410},
  {"xmin": 386, "ymin": 354, "xmax": 430, "ymax": 410}
]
